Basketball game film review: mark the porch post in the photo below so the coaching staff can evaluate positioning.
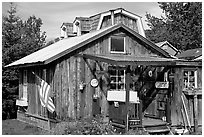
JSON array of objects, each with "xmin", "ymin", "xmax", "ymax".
[{"xmin": 125, "ymin": 65, "xmax": 131, "ymax": 132}]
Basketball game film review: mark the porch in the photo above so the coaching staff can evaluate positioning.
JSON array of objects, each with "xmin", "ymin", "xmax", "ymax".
[{"xmin": 79, "ymin": 53, "xmax": 178, "ymax": 132}]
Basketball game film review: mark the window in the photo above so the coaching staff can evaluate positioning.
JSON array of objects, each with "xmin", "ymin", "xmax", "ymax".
[
  {"xmin": 108, "ymin": 66, "xmax": 125, "ymax": 90},
  {"xmin": 183, "ymin": 70, "xmax": 197, "ymax": 89},
  {"xmin": 22, "ymin": 70, "xmax": 28, "ymax": 100},
  {"xmin": 110, "ymin": 36, "xmax": 125, "ymax": 53}
]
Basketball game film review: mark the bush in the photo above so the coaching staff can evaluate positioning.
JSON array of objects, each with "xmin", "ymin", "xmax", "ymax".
[
  {"xmin": 51, "ymin": 116, "xmax": 119, "ymax": 135},
  {"xmin": 51, "ymin": 116, "xmax": 149, "ymax": 135}
]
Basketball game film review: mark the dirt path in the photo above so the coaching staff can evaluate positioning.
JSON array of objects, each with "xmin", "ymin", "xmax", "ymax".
[{"xmin": 2, "ymin": 119, "xmax": 49, "ymax": 135}]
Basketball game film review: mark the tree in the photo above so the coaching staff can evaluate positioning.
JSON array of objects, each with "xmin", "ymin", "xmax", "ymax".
[
  {"xmin": 145, "ymin": 2, "xmax": 202, "ymax": 50},
  {"xmin": 2, "ymin": 3, "xmax": 46, "ymax": 119}
]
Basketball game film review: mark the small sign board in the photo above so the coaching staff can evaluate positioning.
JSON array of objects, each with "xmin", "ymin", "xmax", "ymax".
[
  {"xmin": 155, "ymin": 81, "xmax": 169, "ymax": 89},
  {"xmin": 90, "ymin": 78, "xmax": 99, "ymax": 88}
]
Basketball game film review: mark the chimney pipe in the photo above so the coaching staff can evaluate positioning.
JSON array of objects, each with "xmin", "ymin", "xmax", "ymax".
[{"xmin": 110, "ymin": 10, "xmax": 114, "ymax": 25}]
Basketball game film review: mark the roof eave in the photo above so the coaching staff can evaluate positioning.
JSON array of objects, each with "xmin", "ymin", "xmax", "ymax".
[{"xmin": 5, "ymin": 61, "xmax": 45, "ymax": 68}]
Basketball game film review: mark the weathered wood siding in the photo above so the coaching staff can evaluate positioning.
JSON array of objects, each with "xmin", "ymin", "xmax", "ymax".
[
  {"xmin": 90, "ymin": 13, "xmax": 140, "ymax": 34},
  {"xmin": 170, "ymin": 67, "xmax": 202, "ymax": 126},
  {"xmin": 90, "ymin": 14, "xmax": 101, "ymax": 32},
  {"xmin": 19, "ymin": 69, "xmax": 23, "ymax": 99},
  {"xmin": 101, "ymin": 13, "xmax": 139, "ymax": 34},
  {"xmin": 22, "ymin": 29, "xmax": 167, "ymax": 120}
]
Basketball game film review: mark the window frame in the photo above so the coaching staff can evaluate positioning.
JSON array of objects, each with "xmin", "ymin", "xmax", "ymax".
[
  {"xmin": 109, "ymin": 35, "xmax": 126, "ymax": 54},
  {"xmin": 109, "ymin": 66, "xmax": 126, "ymax": 91},
  {"xmin": 183, "ymin": 69, "xmax": 198, "ymax": 89}
]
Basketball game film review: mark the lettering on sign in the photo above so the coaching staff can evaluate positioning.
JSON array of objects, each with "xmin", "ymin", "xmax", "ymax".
[{"xmin": 155, "ymin": 82, "xmax": 169, "ymax": 89}]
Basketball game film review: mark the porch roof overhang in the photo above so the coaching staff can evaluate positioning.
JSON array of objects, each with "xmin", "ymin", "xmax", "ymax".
[
  {"xmin": 79, "ymin": 54, "xmax": 178, "ymax": 66},
  {"xmin": 79, "ymin": 54, "xmax": 202, "ymax": 67}
]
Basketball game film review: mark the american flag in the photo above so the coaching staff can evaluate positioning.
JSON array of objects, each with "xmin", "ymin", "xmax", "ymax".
[{"xmin": 33, "ymin": 72, "xmax": 55, "ymax": 113}]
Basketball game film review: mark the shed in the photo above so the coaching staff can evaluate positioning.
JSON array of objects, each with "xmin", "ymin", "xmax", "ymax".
[{"xmin": 7, "ymin": 19, "xmax": 202, "ymax": 133}]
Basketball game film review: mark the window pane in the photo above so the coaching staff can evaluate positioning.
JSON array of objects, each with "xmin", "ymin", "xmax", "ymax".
[
  {"xmin": 183, "ymin": 70, "xmax": 196, "ymax": 88},
  {"xmin": 189, "ymin": 71, "xmax": 194, "ymax": 76},
  {"xmin": 184, "ymin": 71, "xmax": 188, "ymax": 76},
  {"xmin": 111, "ymin": 77, "xmax": 116, "ymax": 82},
  {"xmin": 109, "ymin": 66, "xmax": 125, "ymax": 90},
  {"xmin": 118, "ymin": 69, "xmax": 124, "ymax": 75},
  {"xmin": 110, "ymin": 84, "xmax": 116, "ymax": 89},
  {"xmin": 118, "ymin": 84, "xmax": 124, "ymax": 90},
  {"xmin": 111, "ymin": 36, "xmax": 124, "ymax": 52}
]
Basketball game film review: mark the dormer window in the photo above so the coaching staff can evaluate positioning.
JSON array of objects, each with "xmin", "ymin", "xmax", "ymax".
[{"xmin": 110, "ymin": 36, "xmax": 125, "ymax": 53}]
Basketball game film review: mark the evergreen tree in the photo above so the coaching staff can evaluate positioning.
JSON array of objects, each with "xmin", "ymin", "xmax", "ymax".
[
  {"xmin": 2, "ymin": 3, "xmax": 46, "ymax": 119},
  {"xmin": 145, "ymin": 2, "xmax": 202, "ymax": 50}
]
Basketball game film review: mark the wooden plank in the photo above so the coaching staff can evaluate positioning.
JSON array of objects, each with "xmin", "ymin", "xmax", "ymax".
[
  {"xmin": 55, "ymin": 63, "xmax": 60, "ymax": 119},
  {"xmin": 193, "ymin": 94, "xmax": 198, "ymax": 132},
  {"xmin": 78, "ymin": 57, "xmax": 85, "ymax": 118},
  {"xmin": 61, "ymin": 60, "xmax": 66, "ymax": 119},
  {"xmin": 67, "ymin": 59, "xmax": 71, "ymax": 118},
  {"xmin": 58, "ymin": 62, "xmax": 62, "ymax": 119},
  {"xmin": 33, "ymin": 69, "xmax": 39, "ymax": 116},
  {"xmin": 19, "ymin": 69, "xmax": 23, "ymax": 99},
  {"xmin": 49, "ymin": 65, "xmax": 55, "ymax": 119},
  {"xmin": 197, "ymin": 95, "xmax": 202, "ymax": 126},
  {"xmin": 64, "ymin": 59, "xmax": 69, "ymax": 119},
  {"xmin": 170, "ymin": 68, "xmax": 183, "ymax": 126},
  {"xmin": 68, "ymin": 58, "xmax": 73, "ymax": 118},
  {"xmin": 181, "ymin": 95, "xmax": 191, "ymax": 130},
  {"xmin": 30, "ymin": 69, "xmax": 36, "ymax": 115},
  {"xmin": 125, "ymin": 66, "xmax": 131, "ymax": 132},
  {"xmin": 84, "ymin": 59, "xmax": 93, "ymax": 118},
  {"xmin": 73, "ymin": 57, "xmax": 77, "ymax": 119},
  {"xmin": 76, "ymin": 57, "xmax": 82, "ymax": 119},
  {"xmin": 181, "ymin": 108, "xmax": 187, "ymax": 128},
  {"xmin": 69, "ymin": 57, "xmax": 76, "ymax": 119},
  {"xmin": 43, "ymin": 69, "xmax": 47, "ymax": 117}
]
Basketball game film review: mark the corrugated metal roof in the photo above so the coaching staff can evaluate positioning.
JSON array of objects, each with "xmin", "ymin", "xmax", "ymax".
[
  {"xmin": 176, "ymin": 48, "xmax": 202, "ymax": 59},
  {"xmin": 6, "ymin": 25, "xmax": 114, "ymax": 67},
  {"xmin": 6, "ymin": 24, "xmax": 171, "ymax": 68}
]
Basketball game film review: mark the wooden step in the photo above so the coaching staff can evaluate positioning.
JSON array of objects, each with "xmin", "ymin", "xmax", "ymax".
[
  {"xmin": 146, "ymin": 129, "xmax": 170, "ymax": 134},
  {"xmin": 145, "ymin": 125, "xmax": 170, "ymax": 135}
]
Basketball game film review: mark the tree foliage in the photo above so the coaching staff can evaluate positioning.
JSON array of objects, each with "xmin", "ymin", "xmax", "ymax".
[
  {"xmin": 2, "ymin": 3, "xmax": 46, "ymax": 119},
  {"xmin": 145, "ymin": 2, "xmax": 202, "ymax": 50}
]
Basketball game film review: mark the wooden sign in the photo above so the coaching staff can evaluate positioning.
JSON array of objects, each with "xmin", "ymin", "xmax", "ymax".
[{"xmin": 155, "ymin": 81, "xmax": 169, "ymax": 89}]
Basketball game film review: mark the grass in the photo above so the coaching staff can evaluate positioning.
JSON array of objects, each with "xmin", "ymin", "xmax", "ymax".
[
  {"xmin": 4, "ymin": 118, "xmax": 200, "ymax": 135},
  {"xmin": 2, "ymin": 119, "xmax": 47, "ymax": 135}
]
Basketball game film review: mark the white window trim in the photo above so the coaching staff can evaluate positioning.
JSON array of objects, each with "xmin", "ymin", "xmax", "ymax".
[
  {"xmin": 183, "ymin": 69, "xmax": 198, "ymax": 89},
  {"xmin": 109, "ymin": 36, "xmax": 126, "ymax": 54},
  {"xmin": 109, "ymin": 66, "xmax": 126, "ymax": 91}
]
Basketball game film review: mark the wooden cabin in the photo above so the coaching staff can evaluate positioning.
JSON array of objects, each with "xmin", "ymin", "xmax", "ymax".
[{"xmin": 7, "ymin": 8, "xmax": 201, "ymax": 133}]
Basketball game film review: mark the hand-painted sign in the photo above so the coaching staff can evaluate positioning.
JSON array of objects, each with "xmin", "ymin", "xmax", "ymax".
[{"xmin": 155, "ymin": 81, "xmax": 169, "ymax": 88}]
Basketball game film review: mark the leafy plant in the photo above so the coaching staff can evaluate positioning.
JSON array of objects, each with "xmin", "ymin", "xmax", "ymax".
[
  {"xmin": 2, "ymin": 2, "xmax": 46, "ymax": 119},
  {"xmin": 145, "ymin": 2, "xmax": 202, "ymax": 51}
]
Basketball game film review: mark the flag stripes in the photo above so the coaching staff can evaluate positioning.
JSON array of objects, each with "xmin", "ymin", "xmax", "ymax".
[{"xmin": 33, "ymin": 72, "xmax": 55, "ymax": 113}]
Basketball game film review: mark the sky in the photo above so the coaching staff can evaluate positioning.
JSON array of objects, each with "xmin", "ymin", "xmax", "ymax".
[{"xmin": 2, "ymin": 1, "xmax": 165, "ymax": 42}]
